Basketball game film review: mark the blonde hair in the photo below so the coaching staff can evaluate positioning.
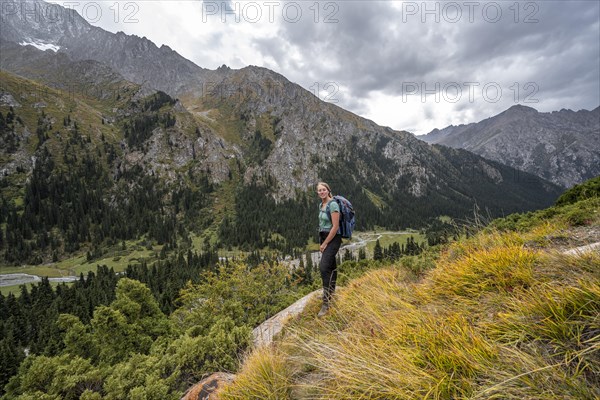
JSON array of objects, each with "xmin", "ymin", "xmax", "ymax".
[{"xmin": 316, "ymin": 182, "xmax": 333, "ymax": 199}]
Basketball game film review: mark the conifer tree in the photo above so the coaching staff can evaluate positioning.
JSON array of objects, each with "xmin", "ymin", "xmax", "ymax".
[
  {"xmin": 358, "ymin": 247, "xmax": 366, "ymax": 260},
  {"xmin": 374, "ymin": 239, "xmax": 383, "ymax": 260}
]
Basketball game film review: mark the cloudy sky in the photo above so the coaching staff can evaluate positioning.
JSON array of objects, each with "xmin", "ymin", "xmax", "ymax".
[{"xmin": 51, "ymin": 0, "xmax": 599, "ymax": 135}]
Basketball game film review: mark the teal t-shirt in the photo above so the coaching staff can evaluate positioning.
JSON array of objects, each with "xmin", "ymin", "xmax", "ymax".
[{"xmin": 318, "ymin": 199, "xmax": 340, "ymax": 232}]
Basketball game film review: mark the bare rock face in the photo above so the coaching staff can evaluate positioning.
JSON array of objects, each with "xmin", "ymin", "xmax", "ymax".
[
  {"xmin": 180, "ymin": 372, "xmax": 236, "ymax": 400},
  {"xmin": 203, "ymin": 66, "xmax": 448, "ymax": 201},
  {"xmin": 420, "ymin": 105, "xmax": 600, "ymax": 189},
  {"xmin": 0, "ymin": 0, "xmax": 231, "ymax": 97}
]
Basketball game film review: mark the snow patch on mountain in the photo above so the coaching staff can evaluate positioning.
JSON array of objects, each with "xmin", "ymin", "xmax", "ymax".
[{"xmin": 19, "ymin": 40, "xmax": 60, "ymax": 52}]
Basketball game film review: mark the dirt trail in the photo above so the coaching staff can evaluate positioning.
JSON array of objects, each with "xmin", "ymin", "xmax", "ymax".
[{"xmin": 252, "ymin": 289, "xmax": 323, "ymax": 348}]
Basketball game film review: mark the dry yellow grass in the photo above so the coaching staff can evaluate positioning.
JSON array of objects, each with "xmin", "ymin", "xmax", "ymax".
[
  {"xmin": 222, "ymin": 216, "xmax": 599, "ymax": 399},
  {"xmin": 219, "ymin": 346, "xmax": 293, "ymax": 400},
  {"xmin": 426, "ymin": 245, "xmax": 538, "ymax": 299}
]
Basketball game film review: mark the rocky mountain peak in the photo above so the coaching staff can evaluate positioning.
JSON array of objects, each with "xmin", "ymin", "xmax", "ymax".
[
  {"xmin": 419, "ymin": 105, "xmax": 600, "ymax": 188},
  {"xmin": 503, "ymin": 104, "xmax": 538, "ymax": 116}
]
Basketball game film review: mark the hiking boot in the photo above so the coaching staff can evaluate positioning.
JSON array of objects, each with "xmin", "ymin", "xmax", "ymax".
[{"xmin": 317, "ymin": 302, "xmax": 330, "ymax": 318}]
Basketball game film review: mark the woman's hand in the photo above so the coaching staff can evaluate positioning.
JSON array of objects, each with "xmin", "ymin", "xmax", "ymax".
[{"xmin": 319, "ymin": 242, "xmax": 327, "ymax": 253}]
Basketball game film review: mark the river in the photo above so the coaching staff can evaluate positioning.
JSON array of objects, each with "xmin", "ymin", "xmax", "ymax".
[{"xmin": 0, "ymin": 273, "xmax": 79, "ymax": 288}]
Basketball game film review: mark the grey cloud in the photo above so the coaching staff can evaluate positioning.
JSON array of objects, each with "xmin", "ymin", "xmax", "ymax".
[
  {"xmin": 249, "ymin": 1, "xmax": 598, "ymax": 130},
  {"xmin": 454, "ymin": 2, "xmax": 599, "ymax": 62},
  {"xmin": 269, "ymin": 2, "xmax": 441, "ymax": 92}
]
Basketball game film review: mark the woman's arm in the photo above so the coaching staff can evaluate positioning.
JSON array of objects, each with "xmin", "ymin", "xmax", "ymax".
[{"xmin": 320, "ymin": 211, "xmax": 340, "ymax": 253}]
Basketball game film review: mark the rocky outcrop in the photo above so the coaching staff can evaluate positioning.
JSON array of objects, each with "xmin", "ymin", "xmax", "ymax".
[{"xmin": 180, "ymin": 372, "xmax": 236, "ymax": 400}]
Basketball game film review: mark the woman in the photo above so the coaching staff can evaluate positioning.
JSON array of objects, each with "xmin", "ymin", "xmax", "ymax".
[{"xmin": 316, "ymin": 182, "xmax": 342, "ymax": 317}]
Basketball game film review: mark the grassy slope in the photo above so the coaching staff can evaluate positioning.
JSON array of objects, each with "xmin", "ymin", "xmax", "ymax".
[{"xmin": 221, "ymin": 191, "xmax": 600, "ymax": 399}]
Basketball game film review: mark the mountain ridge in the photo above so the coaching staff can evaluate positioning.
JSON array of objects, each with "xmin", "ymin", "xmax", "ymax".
[
  {"xmin": 0, "ymin": 0, "xmax": 231, "ymax": 96},
  {"xmin": 419, "ymin": 105, "xmax": 600, "ymax": 188}
]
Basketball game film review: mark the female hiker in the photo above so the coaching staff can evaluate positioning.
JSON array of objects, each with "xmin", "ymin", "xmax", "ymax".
[{"xmin": 316, "ymin": 182, "xmax": 342, "ymax": 317}]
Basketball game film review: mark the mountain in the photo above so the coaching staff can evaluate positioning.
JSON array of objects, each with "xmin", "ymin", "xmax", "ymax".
[
  {"xmin": 0, "ymin": 0, "xmax": 231, "ymax": 96},
  {"xmin": 0, "ymin": 0, "xmax": 563, "ymax": 265},
  {"xmin": 419, "ymin": 105, "xmax": 600, "ymax": 188}
]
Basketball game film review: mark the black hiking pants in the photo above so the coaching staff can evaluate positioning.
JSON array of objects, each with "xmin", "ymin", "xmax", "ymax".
[{"xmin": 319, "ymin": 232, "xmax": 342, "ymax": 303}]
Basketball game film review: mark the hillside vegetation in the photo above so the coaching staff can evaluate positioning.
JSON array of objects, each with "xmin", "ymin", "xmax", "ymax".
[
  {"xmin": 0, "ymin": 71, "xmax": 223, "ymax": 267},
  {"xmin": 220, "ymin": 177, "xmax": 600, "ymax": 399},
  {"xmin": 0, "ymin": 66, "xmax": 564, "ymax": 267}
]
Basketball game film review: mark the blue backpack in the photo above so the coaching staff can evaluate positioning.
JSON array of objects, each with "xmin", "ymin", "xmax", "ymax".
[{"xmin": 326, "ymin": 195, "xmax": 356, "ymax": 239}]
